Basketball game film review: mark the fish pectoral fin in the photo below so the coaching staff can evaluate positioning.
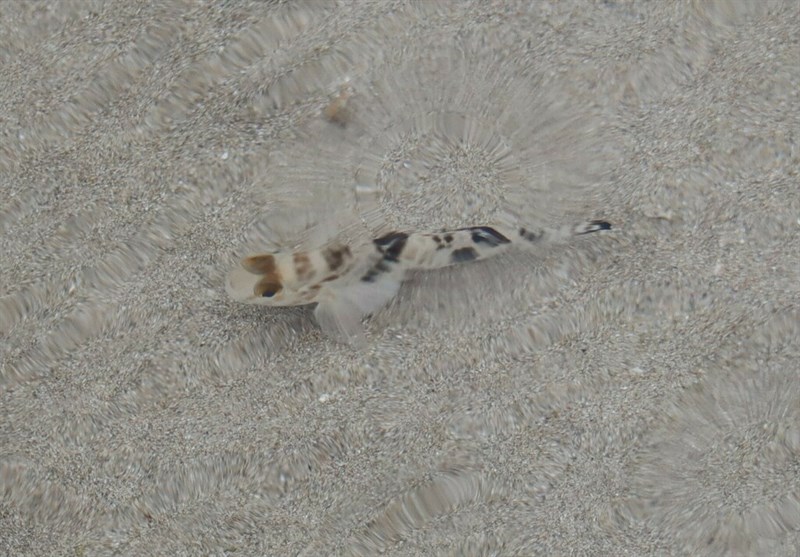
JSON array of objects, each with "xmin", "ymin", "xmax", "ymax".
[
  {"xmin": 340, "ymin": 271, "xmax": 403, "ymax": 316},
  {"xmin": 313, "ymin": 270, "xmax": 403, "ymax": 346},
  {"xmin": 314, "ymin": 297, "xmax": 367, "ymax": 347}
]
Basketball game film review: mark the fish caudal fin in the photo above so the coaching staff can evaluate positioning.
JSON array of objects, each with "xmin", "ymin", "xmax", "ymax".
[{"xmin": 572, "ymin": 220, "xmax": 612, "ymax": 235}]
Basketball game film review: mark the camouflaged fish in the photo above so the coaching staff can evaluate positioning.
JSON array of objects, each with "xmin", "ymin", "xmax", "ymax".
[{"xmin": 226, "ymin": 219, "xmax": 611, "ymax": 345}]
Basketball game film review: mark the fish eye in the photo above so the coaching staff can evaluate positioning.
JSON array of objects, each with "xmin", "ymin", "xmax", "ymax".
[{"xmin": 255, "ymin": 278, "xmax": 282, "ymax": 299}]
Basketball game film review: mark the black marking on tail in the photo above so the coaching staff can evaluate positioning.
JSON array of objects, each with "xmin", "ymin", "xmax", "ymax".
[
  {"xmin": 466, "ymin": 226, "xmax": 511, "ymax": 247},
  {"xmin": 451, "ymin": 247, "xmax": 479, "ymax": 263},
  {"xmin": 374, "ymin": 231, "xmax": 409, "ymax": 262},
  {"xmin": 576, "ymin": 220, "xmax": 612, "ymax": 235},
  {"xmin": 432, "ymin": 233, "xmax": 454, "ymax": 250},
  {"xmin": 431, "ymin": 234, "xmax": 445, "ymax": 250},
  {"xmin": 519, "ymin": 227, "xmax": 541, "ymax": 242}
]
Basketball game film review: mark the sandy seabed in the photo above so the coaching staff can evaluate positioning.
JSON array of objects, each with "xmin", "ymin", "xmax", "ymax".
[{"xmin": 1, "ymin": 1, "xmax": 799, "ymax": 556}]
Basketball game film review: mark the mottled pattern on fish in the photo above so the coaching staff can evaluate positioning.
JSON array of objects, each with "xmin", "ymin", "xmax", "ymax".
[{"xmin": 226, "ymin": 219, "xmax": 611, "ymax": 344}]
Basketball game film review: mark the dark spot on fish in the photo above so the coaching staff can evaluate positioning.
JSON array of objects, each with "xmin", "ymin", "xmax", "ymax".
[
  {"xmin": 255, "ymin": 277, "xmax": 283, "ymax": 298},
  {"xmin": 321, "ymin": 274, "xmax": 340, "ymax": 282},
  {"xmin": 242, "ymin": 254, "xmax": 277, "ymax": 275},
  {"xmin": 361, "ymin": 268, "xmax": 383, "ymax": 283},
  {"xmin": 374, "ymin": 231, "xmax": 409, "ymax": 262},
  {"xmin": 242, "ymin": 254, "xmax": 283, "ymax": 291},
  {"xmin": 468, "ymin": 226, "xmax": 510, "ymax": 247},
  {"xmin": 293, "ymin": 252, "xmax": 314, "ymax": 281},
  {"xmin": 519, "ymin": 227, "xmax": 540, "ymax": 242},
  {"xmin": 374, "ymin": 231, "xmax": 408, "ymax": 247},
  {"xmin": 451, "ymin": 247, "xmax": 479, "ymax": 263},
  {"xmin": 322, "ymin": 245, "xmax": 351, "ymax": 271},
  {"xmin": 577, "ymin": 220, "xmax": 612, "ymax": 234},
  {"xmin": 431, "ymin": 234, "xmax": 451, "ymax": 250},
  {"xmin": 360, "ymin": 259, "xmax": 392, "ymax": 283}
]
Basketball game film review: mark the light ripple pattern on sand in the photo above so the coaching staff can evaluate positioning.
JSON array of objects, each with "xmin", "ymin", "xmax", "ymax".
[{"xmin": 618, "ymin": 310, "xmax": 800, "ymax": 554}]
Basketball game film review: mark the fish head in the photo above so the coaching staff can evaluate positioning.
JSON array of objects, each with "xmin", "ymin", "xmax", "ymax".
[{"xmin": 226, "ymin": 253, "xmax": 309, "ymax": 306}]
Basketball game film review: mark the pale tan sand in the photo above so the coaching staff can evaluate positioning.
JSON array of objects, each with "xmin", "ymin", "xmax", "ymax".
[{"xmin": 1, "ymin": 2, "xmax": 799, "ymax": 555}]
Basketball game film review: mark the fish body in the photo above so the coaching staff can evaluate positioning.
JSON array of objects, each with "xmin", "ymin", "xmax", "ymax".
[{"xmin": 226, "ymin": 219, "xmax": 611, "ymax": 344}]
